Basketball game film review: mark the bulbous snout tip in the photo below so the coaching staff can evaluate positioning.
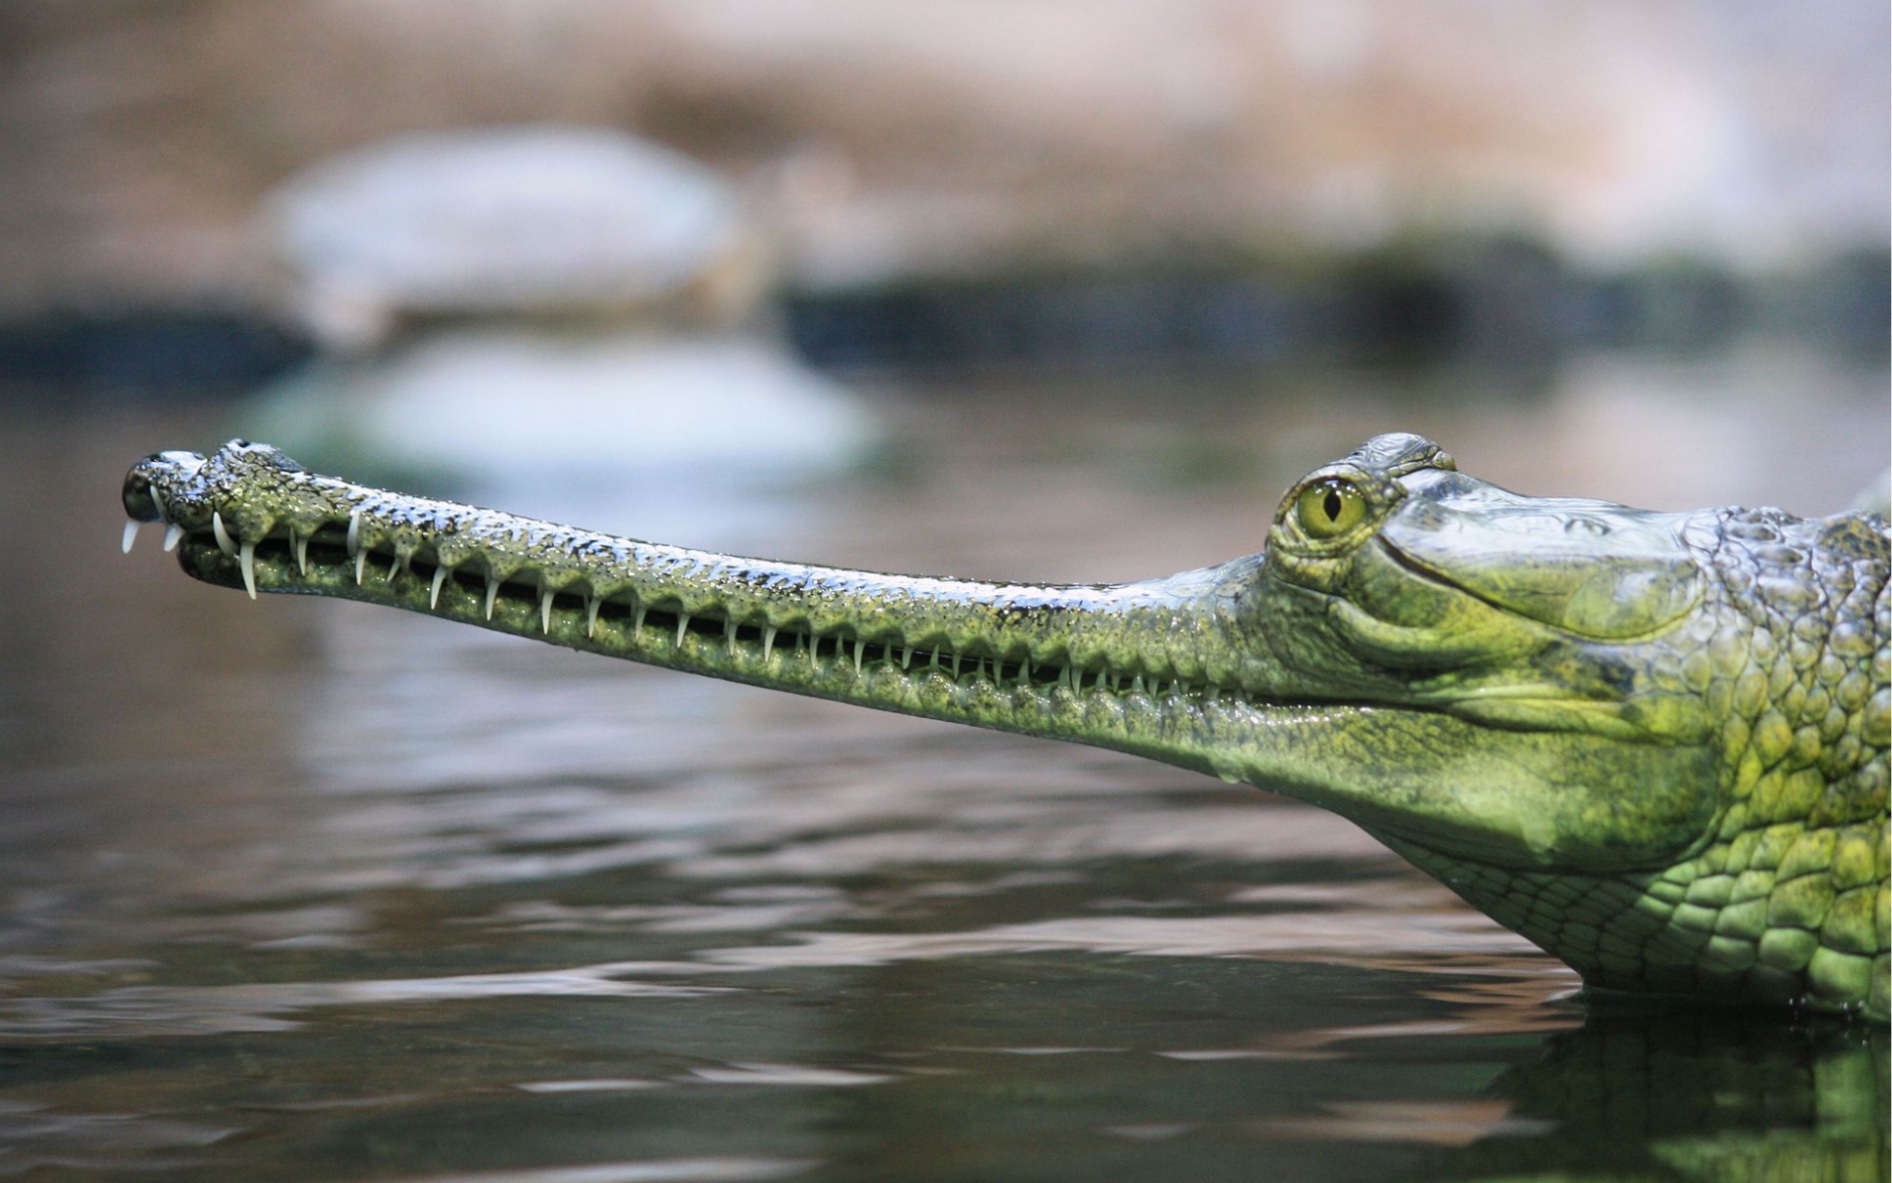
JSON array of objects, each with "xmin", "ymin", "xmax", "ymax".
[{"xmin": 121, "ymin": 450, "xmax": 204, "ymax": 521}]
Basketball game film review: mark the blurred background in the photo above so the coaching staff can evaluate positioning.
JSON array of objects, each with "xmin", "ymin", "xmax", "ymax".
[
  {"xmin": 0, "ymin": 4, "xmax": 1887, "ymax": 1180},
  {"xmin": 2, "ymin": 0, "xmax": 1886, "ymax": 507}
]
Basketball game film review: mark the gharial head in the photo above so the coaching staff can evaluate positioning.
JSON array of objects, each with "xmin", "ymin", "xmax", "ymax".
[
  {"xmin": 1204, "ymin": 432, "xmax": 1729, "ymax": 873},
  {"xmin": 124, "ymin": 432, "xmax": 1726, "ymax": 868},
  {"xmin": 122, "ymin": 432, "xmax": 1890, "ymax": 1016}
]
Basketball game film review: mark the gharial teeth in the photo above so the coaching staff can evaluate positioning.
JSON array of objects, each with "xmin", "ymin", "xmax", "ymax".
[
  {"xmin": 675, "ymin": 612, "xmax": 690, "ymax": 648},
  {"xmin": 585, "ymin": 596, "xmax": 601, "ymax": 639},
  {"xmin": 346, "ymin": 509, "xmax": 361, "ymax": 556},
  {"xmin": 725, "ymin": 617, "xmax": 738, "ymax": 655},
  {"xmin": 354, "ymin": 547, "xmax": 368, "ymax": 586},
  {"xmin": 293, "ymin": 530, "xmax": 310, "ymax": 575},
  {"xmin": 239, "ymin": 541, "xmax": 257, "ymax": 600},
  {"xmin": 162, "ymin": 523, "xmax": 183, "ymax": 551},
  {"xmin": 211, "ymin": 512, "xmax": 236, "ymax": 557},
  {"xmin": 121, "ymin": 519, "xmax": 142, "ymax": 554},
  {"xmin": 853, "ymin": 639, "xmax": 865, "ymax": 675},
  {"xmin": 430, "ymin": 567, "xmax": 449, "ymax": 609},
  {"xmin": 483, "ymin": 575, "xmax": 500, "ymax": 620},
  {"xmin": 540, "ymin": 588, "xmax": 555, "ymax": 634},
  {"xmin": 762, "ymin": 626, "xmax": 777, "ymax": 662}
]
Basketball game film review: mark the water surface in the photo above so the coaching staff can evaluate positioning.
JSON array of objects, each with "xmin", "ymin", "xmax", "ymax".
[{"xmin": 1, "ymin": 350, "xmax": 1886, "ymax": 1180}]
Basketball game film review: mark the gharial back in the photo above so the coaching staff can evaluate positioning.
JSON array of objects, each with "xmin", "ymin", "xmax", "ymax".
[{"xmin": 1386, "ymin": 505, "xmax": 1889, "ymax": 1018}]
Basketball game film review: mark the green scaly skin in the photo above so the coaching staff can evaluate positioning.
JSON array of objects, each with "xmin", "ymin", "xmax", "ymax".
[{"xmin": 121, "ymin": 434, "xmax": 1891, "ymax": 1020}]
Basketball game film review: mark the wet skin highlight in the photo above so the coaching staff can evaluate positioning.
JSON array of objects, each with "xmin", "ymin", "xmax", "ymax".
[{"xmin": 122, "ymin": 434, "xmax": 1890, "ymax": 1020}]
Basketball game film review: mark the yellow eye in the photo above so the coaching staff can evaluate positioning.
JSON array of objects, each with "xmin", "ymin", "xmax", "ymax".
[{"xmin": 1295, "ymin": 478, "xmax": 1367, "ymax": 539}]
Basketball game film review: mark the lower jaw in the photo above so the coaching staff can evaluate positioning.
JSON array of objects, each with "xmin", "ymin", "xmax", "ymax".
[{"xmin": 172, "ymin": 535, "xmax": 1276, "ymax": 776}]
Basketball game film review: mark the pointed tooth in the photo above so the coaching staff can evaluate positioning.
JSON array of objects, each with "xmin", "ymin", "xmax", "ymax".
[
  {"xmin": 149, "ymin": 486, "xmax": 168, "ymax": 523},
  {"xmin": 634, "ymin": 605, "xmax": 647, "ymax": 633},
  {"xmin": 211, "ymin": 512, "xmax": 236, "ymax": 556},
  {"xmin": 763, "ymin": 626, "xmax": 777, "ymax": 662},
  {"xmin": 540, "ymin": 588, "xmax": 554, "ymax": 634},
  {"xmin": 162, "ymin": 523, "xmax": 183, "ymax": 551},
  {"xmin": 484, "ymin": 574, "xmax": 499, "ymax": 620},
  {"xmin": 236, "ymin": 541, "xmax": 256, "ymax": 599},
  {"xmin": 585, "ymin": 595, "xmax": 601, "ymax": 638},
  {"xmin": 901, "ymin": 645, "xmax": 913, "ymax": 670},
  {"xmin": 930, "ymin": 647, "xmax": 941, "ymax": 668},
  {"xmin": 1133, "ymin": 675, "xmax": 1145, "ymax": 693},
  {"xmin": 850, "ymin": 639, "xmax": 863, "ymax": 675},
  {"xmin": 346, "ymin": 510, "xmax": 361, "ymax": 556},
  {"xmin": 675, "ymin": 613, "xmax": 690, "ymax": 648},
  {"xmin": 293, "ymin": 530, "xmax": 310, "ymax": 574},
  {"xmin": 951, "ymin": 652, "xmax": 961, "ymax": 677},
  {"xmin": 725, "ymin": 617, "xmax": 738, "ymax": 655},
  {"xmin": 121, "ymin": 519, "xmax": 142, "ymax": 554},
  {"xmin": 355, "ymin": 547, "xmax": 368, "ymax": 586},
  {"xmin": 430, "ymin": 566, "xmax": 449, "ymax": 609},
  {"xmin": 1020, "ymin": 658, "xmax": 1031, "ymax": 685}
]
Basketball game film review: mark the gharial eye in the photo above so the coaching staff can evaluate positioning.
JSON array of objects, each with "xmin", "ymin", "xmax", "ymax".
[{"xmin": 1295, "ymin": 477, "xmax": 1367, "ymax": 539}]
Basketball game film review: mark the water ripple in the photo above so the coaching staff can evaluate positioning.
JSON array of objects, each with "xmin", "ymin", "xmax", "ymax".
[
  {"xmin": 399, "ymin": 1159, "xmax": 816, "ymax": 1183},
  {"xmin": 0, "ymin": 965, "xmax": 735, "ymax": 1039}
]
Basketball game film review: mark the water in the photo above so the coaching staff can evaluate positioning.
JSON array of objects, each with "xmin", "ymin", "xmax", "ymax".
[{"xmin": 2, "ymin": 348, "xmax": 1887, "ymax": 1181}]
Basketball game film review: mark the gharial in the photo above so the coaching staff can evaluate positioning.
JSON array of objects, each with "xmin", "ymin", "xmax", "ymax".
[{"xmin": 121, "ymin": 434, "xmax": 1890, "ymax": 1021}]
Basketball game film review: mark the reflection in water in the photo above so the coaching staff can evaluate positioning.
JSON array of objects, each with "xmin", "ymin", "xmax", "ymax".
[
  {"xmin": 2, "ymin": 356, "xmax": 1887, "ymax": 1179},
  {"xmin": 1401, "ymin": 1010, "xmax": 1889, "ymax": 1182}
]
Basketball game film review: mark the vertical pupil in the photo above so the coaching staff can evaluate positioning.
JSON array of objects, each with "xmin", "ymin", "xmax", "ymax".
[{"xmin": 1323, "ymin": 489, "xmax": 1343, "ymax": 521}]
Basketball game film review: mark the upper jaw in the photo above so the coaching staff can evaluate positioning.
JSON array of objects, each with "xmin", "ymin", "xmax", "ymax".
[{"xmin": 123, "ymin": 441, "xmax": 1279, "ymax": 704}]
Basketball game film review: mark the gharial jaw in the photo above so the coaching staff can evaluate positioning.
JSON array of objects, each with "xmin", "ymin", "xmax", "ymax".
[
  {"xmin": 120, "ymin": 441, "xmax": 1301, "ymax": 787},
  {"xmin": 121, "ymin": 438, "xmax": 1719, "ymax": 876}
]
